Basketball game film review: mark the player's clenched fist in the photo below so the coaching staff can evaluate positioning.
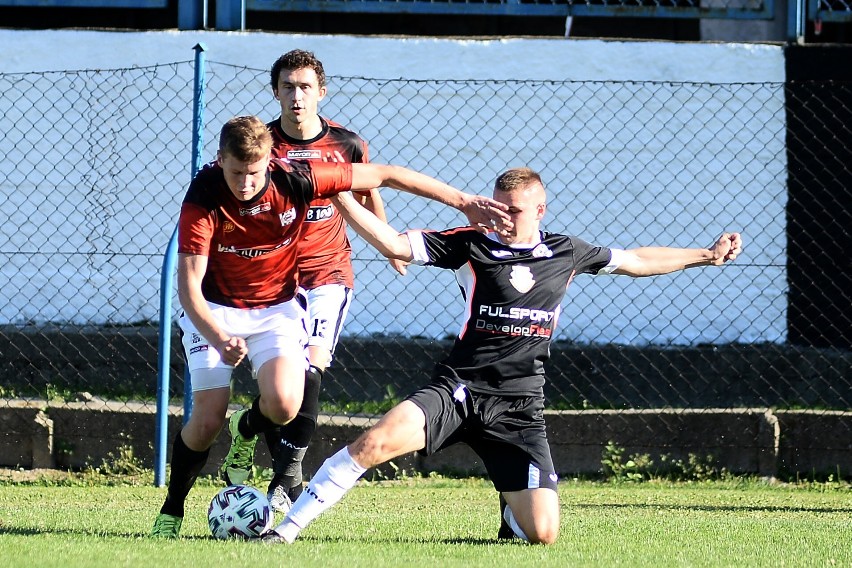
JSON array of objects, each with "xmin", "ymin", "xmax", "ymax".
[
  {"xmin": 217, "ymin": 336, "xmax": 247, "ymax": 366},
  {"xmin": 709, "ymin": 232, "xmax": 743, "ymax": 265}
]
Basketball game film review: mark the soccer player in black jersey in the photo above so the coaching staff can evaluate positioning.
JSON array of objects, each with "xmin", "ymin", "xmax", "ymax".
[{"xmin": 258, "ymin": 167, "xmax": 743, "ymax": 545}]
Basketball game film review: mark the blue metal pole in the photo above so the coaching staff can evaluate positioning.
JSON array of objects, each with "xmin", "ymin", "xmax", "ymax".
[
  {"xmin": 787, "ymin": 0, "xmax": 807, "ymax": 42},
  {"xmin": 216, "ymin": 0, "xmax": 245, "ymax": 30},
  {"xmin": 154, "ymin": 228, "xmax": 179, "ymax": 487},
  {"xmin": 153, "ymin": 43, "xmax": 207, "ymax": 487},
  {"xmin": 184, "ymin": 42, "xmax": 207, "ymax": 421}
]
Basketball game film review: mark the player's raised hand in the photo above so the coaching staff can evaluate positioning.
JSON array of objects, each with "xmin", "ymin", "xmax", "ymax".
[
  {"xmin": 709, "ymin": 232, "xmax": 743, "ymax": 265},
  {"xmin": 461, "ymin": 195, "xmax": 513, "ymax": 235},
  {"xmin": 217, "ymin": 336, "xmax": 248, "ymax": 366}
]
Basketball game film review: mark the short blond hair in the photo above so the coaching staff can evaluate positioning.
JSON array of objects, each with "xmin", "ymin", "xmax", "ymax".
[
  {"xmin": 219, "ymin": 116, "xmax": 272, "ymax": 162},
  {"xmin": 494, "ymin": 167, "xmax": 543, "ymax": 193}
]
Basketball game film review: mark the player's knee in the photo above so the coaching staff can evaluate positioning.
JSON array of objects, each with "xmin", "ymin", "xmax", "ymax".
[
  {"xmin": 259, "ymin": 397, "xmax": 300, "ymax": 425},
  {"xmin": 185, "ymin": 413, "xmax": 226, "ymax": 447},
  {"xmin": 527, "ymin": 517, "xmax": 559, "ymax": 545}
]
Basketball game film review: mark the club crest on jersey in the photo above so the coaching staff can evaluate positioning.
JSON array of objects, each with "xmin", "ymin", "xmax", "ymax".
[
  {"xmin": 509, "ymin": 266, "xmax": 535, "ymax": 293},
  {"xmin": 532, "ymin": 243, "xmax": 553, "ymax": 258},
  {"xmin": 306, "ymin": 204, "xmax": 334, "ymax": 222},
  {"xmin": 279, "ymin": 207, "xmax": 297, "ymax": 226},
  {"xmin": 287, "ymin": 149, "xmax": 322, "ymax": 160}
]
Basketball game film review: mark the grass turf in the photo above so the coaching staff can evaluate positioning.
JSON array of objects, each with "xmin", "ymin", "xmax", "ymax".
[{"xmin": 0, "ymin": 476, "xmax": 849, "ymax": 567}]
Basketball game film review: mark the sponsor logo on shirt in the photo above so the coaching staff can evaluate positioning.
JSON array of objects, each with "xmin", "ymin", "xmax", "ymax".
[
  {"xmin": 474, "ymin": 304, "xmax": 554, "ymax": 338},
  {"xmin": 287, "ymin": 149, "xmax": 322, "ymax": 160},
  {"xmin": 478, "ymin": 305, "xmax": 554, "ymax": 322},
  {"xmin": 217, "ymin": 238, "xmax": 292, "ymax": 259},
  {"xmin": 189, "ymin": 345, "xmax": 208, "ymax": 354},
  {"xmin": 279, "ymin": 207, "xmax": 297, "ymax": 226},
  {"xmin": 223, "ymin": 220, "xmax": 235, "ymax": 233},
  {"xmin": 474, "ymin": 320, "xmax": 553, "ymax": 338},
  {"xmin": 239, "ymin": 202, "xmax": 272, "ymax": 216},
  {"xmin": 306, "ymin": 204, "xmax": 334, "ymax": 222},
  {"xmin": 509, "ymin": 266, "xmax": 535, "ymax": 293}
]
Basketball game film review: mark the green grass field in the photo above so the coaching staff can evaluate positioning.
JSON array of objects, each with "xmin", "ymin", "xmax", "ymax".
[{"xmin": 0, "ymin": 474, "xmax": 849, "ymax": 568}]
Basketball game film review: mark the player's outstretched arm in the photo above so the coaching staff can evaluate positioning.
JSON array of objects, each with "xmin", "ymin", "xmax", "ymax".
[
  {"xmin": 331, "ymin": 192, "xmax": 414, "ymax": 262},
  {"xmin": 177, "ymin": 253, "xmax": 247, "ymax": 366},
  {"xmin": 358, "ymin": 187, "xmax": 410, "ymax": 276},
  {"xmin": 613, "ymin": 232, "xmax": 743, "ymax": 277},
  {"xmin": 349, "ymin": 163, "xmax": 512, "ymax": 234}
]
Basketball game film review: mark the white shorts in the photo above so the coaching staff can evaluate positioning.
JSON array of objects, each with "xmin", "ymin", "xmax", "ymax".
[
  {"xmin": 304, "ymin": 284, "xmax": 353, "ymax": 360},
  {"xmin": 179, "ymin": 298, "xmax": 309, "ymax": 392}
]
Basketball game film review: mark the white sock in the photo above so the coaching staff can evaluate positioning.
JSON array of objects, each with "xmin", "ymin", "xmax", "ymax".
[
  {"xmin": 273, "ymin": 447, "xmax": 366, "ymax": 538},
  {"xmin": 504, "ymin": 505, "xmax": 530, "ymax": 542}
]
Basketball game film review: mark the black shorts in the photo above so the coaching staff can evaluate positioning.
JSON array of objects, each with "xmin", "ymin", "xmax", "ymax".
[{"xmin": 405, "ymin": 374, "xmax": 558, "ymax": 493}]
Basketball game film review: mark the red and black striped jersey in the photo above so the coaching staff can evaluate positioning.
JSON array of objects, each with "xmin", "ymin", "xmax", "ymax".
[
  {"xmin": 409, "ymin": 228, "xmax": 612, "ymax": 396},
  {"xmin": 267, "ymin": 117, "xmax": 369, "ymax": 290},
  {"xmin": 178, "ymin": 157, "xmax": 353, "ymax": 309}
]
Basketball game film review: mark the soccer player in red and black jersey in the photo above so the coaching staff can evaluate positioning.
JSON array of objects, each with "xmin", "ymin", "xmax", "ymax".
[
  {"xmin": 261, "ymin": 50, "xmax": 408, "ymax": 513},
  {"xmin": 150, "ymin": 115, "xmax": 511, "ymax": 538},
  {"xmin": 259, "ymin": 167, "xmax": 743, "ymax": 545}
]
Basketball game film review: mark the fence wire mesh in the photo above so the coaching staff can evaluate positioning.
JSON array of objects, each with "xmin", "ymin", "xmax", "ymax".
[{"xmin": 0, "ymin": 61, "xmax": 849, "ymax": 476}]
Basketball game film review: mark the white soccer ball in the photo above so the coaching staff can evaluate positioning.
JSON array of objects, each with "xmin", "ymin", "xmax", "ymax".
[{"xmin": 208, "ymin": 485, "xmax": 273, "ymax": 540}]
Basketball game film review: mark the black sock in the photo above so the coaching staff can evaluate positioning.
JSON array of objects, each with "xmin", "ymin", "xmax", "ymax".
[
  {"xmin": 160, "ymin": 432, "xmax": 209, "ymax": 518},
  {"xmin": 238, "ymin": 396, "xmax": 277, "ymax": 439},
  {"xmin": 266, "ymin": 365, "xmax": 322, "ymax": 493}
]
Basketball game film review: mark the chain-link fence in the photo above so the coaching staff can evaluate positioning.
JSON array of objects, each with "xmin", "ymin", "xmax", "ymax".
[{"xmin": 0, "ymin": 60, "xmax": 849, "ymax": 477}]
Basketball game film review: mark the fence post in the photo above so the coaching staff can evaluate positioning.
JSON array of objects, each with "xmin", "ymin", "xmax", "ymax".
[
  {"xmin": 154, "ymin": 42, "xmax": 207, "ymax": 488},
  {"xmin": 178, "ymin": 0, "xmax": 207, "ymax": 30},
  {"xmin": 215, "ymin": 0, "xmax": 245, "ymax": 30},
  {"xmin": 787, "ymin": 0, "xmax": 807, "ymax": 42}
]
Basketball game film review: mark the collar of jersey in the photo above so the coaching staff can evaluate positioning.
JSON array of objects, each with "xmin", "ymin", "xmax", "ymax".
[
  {"xmin": 486, "ymin": 231, "xmax": 542, "ymax": 250},
  {"xmin": 273, "ymin": 116, "xmax": 330, "ymax": 146}
]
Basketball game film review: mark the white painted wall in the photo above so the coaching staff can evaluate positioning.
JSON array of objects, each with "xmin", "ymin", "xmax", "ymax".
[{"xmin": 0, "ymin": 30, "xmax": 787, "ymax": 345}]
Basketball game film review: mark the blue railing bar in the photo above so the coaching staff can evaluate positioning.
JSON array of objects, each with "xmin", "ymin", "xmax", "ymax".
[
  {"xmin": 248, "ymin": 0, "xmax": 774, "ymax": 19},
  {"xmin": 0, "ymin": 0, "xmax": 167, "ymax": 6},
  {"xmin": 810, "ymin": 0, "xmax": 852, "ymax": 21},
  {"xmin": 154, "ymin": 42, "xmax": 207, "ymax": 488}
]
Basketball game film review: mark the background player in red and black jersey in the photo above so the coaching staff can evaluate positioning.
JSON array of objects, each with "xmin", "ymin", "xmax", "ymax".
[
  {"xmin": 260, "ymin": 167, "xmax": 743, "ymax": 545},
  {"xmin": 150, "ymin": 115, "xmax": 512, "ymax": 538},
  {"xmin": 261, "ymin": 50, "xmax": 407, "ymax": 512}
]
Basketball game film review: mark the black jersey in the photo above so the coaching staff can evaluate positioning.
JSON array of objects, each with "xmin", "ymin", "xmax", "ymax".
[{"xmin": 410, "ymin": 228, "xmax": 613, "ymax": 396}]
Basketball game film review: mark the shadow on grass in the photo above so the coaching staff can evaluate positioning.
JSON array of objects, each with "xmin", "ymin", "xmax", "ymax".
[
  {"xmin": 572, "ymin": 503, "xmax": 852, "ymax": 514},
  {"xmin": 298, "ymin": 534, "xmax": 517, "ymax": 546},
  {"xmin": 0, "ymin": 525, "xmax": 213, "ymax": 541}
]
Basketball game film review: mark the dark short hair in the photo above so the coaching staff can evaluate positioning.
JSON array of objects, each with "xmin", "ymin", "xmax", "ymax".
[
  {"xmin": 219, "ymin": 116, "xmax": 272, "ymax": 162},
  {"xmin": 270, "ymin": 49, "xmax": 326, "ymax": 89},
  {"xmin": 494, "ymin": 167, "xmax": 543, "ymax": 193}
]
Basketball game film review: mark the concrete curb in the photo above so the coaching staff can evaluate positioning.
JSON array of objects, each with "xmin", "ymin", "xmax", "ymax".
[{"xmin": 1, "ymin": 401, "xmax": 849, "ymax": 479}]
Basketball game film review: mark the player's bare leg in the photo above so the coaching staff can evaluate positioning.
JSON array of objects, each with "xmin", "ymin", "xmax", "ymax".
[
  {"xmin": 500, "ymin": 488, "xmax": 560, "ymax": 544},
  {"xmin": 180, "ymin": 387, "xmax": 231, "ymax": 450},
  {"xmin": 154, "ymin": 384, "xmax": 230, "ymax": 537},
  {"xmin": 260, "ymin": 401, "xmax": 427, "ymax": 543},
  {"xmin": 221, "ymin": 355, "xmax": 306, "ymax": 485}
]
